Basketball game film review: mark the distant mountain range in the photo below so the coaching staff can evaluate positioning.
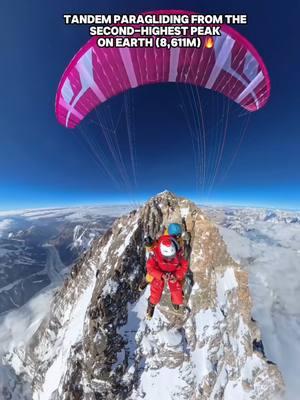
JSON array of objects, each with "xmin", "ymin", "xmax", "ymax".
[{"xmin": 0, "ymin": 206, "xmax": 132, "ymax": 315}]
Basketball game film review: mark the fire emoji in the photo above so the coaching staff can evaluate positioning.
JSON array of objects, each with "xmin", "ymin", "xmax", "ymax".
[{"xmin": 205, "ymin": 37, "xmax": 214, "ymax": 49}]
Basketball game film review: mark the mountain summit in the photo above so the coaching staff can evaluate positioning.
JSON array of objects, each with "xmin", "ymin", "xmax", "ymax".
[{"xmin": 4, "ymin": 192, "xmax": 284, "ymax": 399}]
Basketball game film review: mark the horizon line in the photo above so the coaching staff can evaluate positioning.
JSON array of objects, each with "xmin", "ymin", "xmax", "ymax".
[{"xmin": 0, "ymin": 199, "xmax": 299, "ymax": 214}]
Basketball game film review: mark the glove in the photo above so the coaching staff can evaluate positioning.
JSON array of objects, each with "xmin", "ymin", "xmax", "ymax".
[
  {"xmin": 163, "ymin": 273, "xmax": 171, "ymax": 281},
  {"xmin": 163, "ymin": 273, "xmax": 176, "ymax": 282}
]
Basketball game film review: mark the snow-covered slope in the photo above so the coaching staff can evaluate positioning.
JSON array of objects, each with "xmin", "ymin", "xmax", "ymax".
[
  {"xmin": 2, "ymin": 193, "xmax": 284, "ymax": 399},
  {"xmin": 0, "ymin": 206, "xmax": 132, "ymax": 315},
  {"xmin": 203, "ymin": 206, "xmax": 300, "ymax": 400}
]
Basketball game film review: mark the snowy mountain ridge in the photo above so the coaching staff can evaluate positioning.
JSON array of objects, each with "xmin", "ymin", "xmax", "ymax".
[
  {"xmin": 0, "ymin": 207, "xmax": 132, "ymax": 315},
  {"xmin": 203, "ymin": 206, "xmax": 300, "ymax": 400},
  {"xmin": 2, "ymin": 192, "xmax": 284, "ymax": 399}
]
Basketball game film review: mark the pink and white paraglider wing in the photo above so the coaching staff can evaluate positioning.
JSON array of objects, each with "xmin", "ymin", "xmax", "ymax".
[{"xmin": 55, "ymin": 10, "xmax": 270, "ymax": 128}]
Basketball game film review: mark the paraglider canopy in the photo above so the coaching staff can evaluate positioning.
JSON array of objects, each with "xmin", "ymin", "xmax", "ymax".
[{"xmin": 55, "ymin": 9, "xmax": 270, "ymax": 128}]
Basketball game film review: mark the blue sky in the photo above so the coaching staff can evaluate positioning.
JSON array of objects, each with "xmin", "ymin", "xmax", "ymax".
[{"xmin": 0, "ymin": 0, "xmax": 299, "ymax": 210}]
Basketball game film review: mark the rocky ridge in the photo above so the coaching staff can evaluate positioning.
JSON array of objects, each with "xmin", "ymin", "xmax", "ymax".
[{"xmin": 4, "ymin": 192, "xmax": 284, "ymax": 400}]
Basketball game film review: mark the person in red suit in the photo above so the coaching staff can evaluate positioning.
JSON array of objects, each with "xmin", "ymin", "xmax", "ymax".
[{"xmin": 146, "ymin": 235, "xmax": 189, "ymax": 319}]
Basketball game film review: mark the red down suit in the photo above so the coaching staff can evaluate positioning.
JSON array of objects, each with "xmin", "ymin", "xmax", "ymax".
[{"xmin": 146, "ymin": 235, "xmax": 189, "ymax": 305}]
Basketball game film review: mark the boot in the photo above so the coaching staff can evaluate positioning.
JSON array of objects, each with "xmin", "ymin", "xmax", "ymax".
[
  {"xmin": 146, "ymin": 300, "xmax": 155, "ymax": 320},
  {"xmin": 138, "ymin": 279, "xmax": 149, "ymax": 292}
]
